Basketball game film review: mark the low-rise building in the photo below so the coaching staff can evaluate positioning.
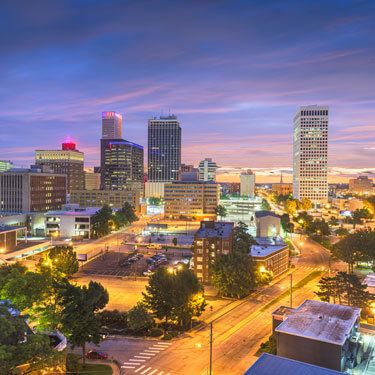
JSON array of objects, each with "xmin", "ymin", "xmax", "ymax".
[
  {"xmin": 84, "ymin": 171, "xmax": 101, "ymax": 190},
  {"xmin": 70, "ymin": 189, "xmax": 140, "ymax": 211},
  {"xmin": 164, "ymin": 181, "xmax": 220, "ymax": 220},
  {"xmin": 250, "ymin": 237, "xmax": 289, "ymax": 277},
  {"xmin": 0, "ymin": 225, "xmax": 27, "ymax": 254},
  {"xmin": 255, "ymin": 211, "xmax": 281, "ymax": 237},
  {"xmin": 272, "ymin": 183, "xmax": 293, "ymax": 196},
  {"xmin": 144, "ymin": 181, "xmax": 166, "ymax": 198},
  {"xmin": 274, "ymin": 299, "xmax": 361, "ymax": 372},
  {"xmin": 0, "ymin": 169, "xmax": 67, "ymax": 213},
  {"xmin": 349, "ymin": 176, "xmax": 373, "ymax": 195},
  {"xmin": 45, "ymin": 206, "xmax": 101, "ymax": 239},
  {"xmin": 331, "ymin": 198, "xmax": 364, "ymax": 212},
  {"xmin": 193, "ymin": 221, "xmax": 234, "ymax": 283},
  {"xmin": 244, "ymin": 353, "xmax": 345, "ymax": 375},
  {"xmin": 363, "ymin": 273, "xmax": 375, "ymax": 295}
]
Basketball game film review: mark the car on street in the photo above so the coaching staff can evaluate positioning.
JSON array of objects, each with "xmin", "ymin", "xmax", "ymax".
[{"xmin": 86, "ymin": 350, "xmax": 109, "ymax": 360}]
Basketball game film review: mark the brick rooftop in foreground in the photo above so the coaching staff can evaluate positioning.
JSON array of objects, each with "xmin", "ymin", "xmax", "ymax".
[{"xmin": 275, "ymin": 300, "xmax": 360, "ymax": 346}]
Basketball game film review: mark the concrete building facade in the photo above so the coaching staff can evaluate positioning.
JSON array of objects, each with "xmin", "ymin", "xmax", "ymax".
[
  {"xmin": 193, "ymin": 221, "xmax": 234, "ymax": 283},
  {"xmin": 198, "ymin": 158, "xmax": 218, "ymax": 182},
  {"xmin": 102, "ymin": 111, "xmax": 122, "ymax": 139},
  {"xmin": 164, "ymin": 182, "xmax": 220, "ymax": 220},
  {"xmin": 70, "ymin": 189, "xmax": 140, "ymax": 211},
  {"xmin": 148, "ymin": 115, "xmax": 181, "ymax": 182},
  {"xmin": 255, "ymin": 211, "xmax": 281, "ymax": 237},
  {"xmin": 349, "ymin": 176, "xmax": 373, "ymax": 195},
  {"xmin": 35, "ymin": 141, "xmax": 85, "ymax": 193},
  {"xmin": 0, "ymin": 171, "xmax": 66, "ymax": 213},
  {"xmin": 293, "ymin": 105, "xmax": 329, "ymax": 205},
  {"xmin": 240, "ymin": 170, "xmax": 255, "ymax": 197},
  {"xmin": 84, "ymin": 171, "xmax": 101, "ymax": 190}
]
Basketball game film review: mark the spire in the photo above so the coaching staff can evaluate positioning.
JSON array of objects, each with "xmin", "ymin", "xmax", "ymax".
[{"xmin": 280, "ymin": 172, "xmax": 283, "ymax": 183}]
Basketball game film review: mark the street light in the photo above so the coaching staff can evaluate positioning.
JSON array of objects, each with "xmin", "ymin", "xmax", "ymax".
[{"xmin": 0, "ymin": 247, "xmax": 6, "ymax": 254}]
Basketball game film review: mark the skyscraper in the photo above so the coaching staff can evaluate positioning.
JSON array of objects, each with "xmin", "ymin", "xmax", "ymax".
[
  {"xmin": 240, "ymin": 169, "xmax": 255, "ymax": 197},
  {"xmin": 102, "ymin": 111, "xmax": 122, "ymax": 139},
  {"xmin": 35, "ymin": 141, "xmax": 85, "ymax": 193},
  {"xmin": 148, "ymin": 115, "xmax": 181, "ymax": 181},
  {"xmin": 100, "ymin": 139, "xmax": 144, "ymax": 190},
  {"xmin": 293, "ymin": 105, "xmax": 328, "ymax": 205},
  {"xmin": 198, "ymin": 158, "xmax": 218, "ymax": 182}
]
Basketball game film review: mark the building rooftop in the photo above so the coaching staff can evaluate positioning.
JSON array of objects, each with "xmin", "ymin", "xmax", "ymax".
[
  {"xmin": 195, "ymin": 221, "xmax": 234, "ymax": 239},
  {"xmin": 45, "ymin": 207, "xmax": 101, "ymax": 216},
  {"xmin": 255, "ymin": 210, "xmax": 280, "ymax": 219},
  {"xmin": 363, "ymin": 273, "xmax": 375, "ymax": 292},
  {"xmin": 255, "ymin": 237, "xmax": 285, "ymax": 246},
  {"xmin": 244, "ymin": 353, "xmax": 345, "ymax": 375},
  {"xmin": 0, "ymin": 225, "xmax": 26, "ymax": 233},
  {"xmin": 275, "ymin": 300, "xmax": 360, "ymax": 346},
  {"xmin": 250, "ymin": 244, "xmax": 288, "ymax": 258}
]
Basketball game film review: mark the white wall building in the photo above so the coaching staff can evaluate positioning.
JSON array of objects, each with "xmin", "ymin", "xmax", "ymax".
[
  {"xmin": 198, "ymin": 158, "xmax": 218, "ymax": 182},
  {"xmin": 45, "ymin": 207, "xmax": 100, "ymax": 239},
  {"xmin": 293, "ymin": 105, "xmax": 328, "ymax": 206},
  {"xmin": 240, "ymin": 170, "xmax": 255, "ymax": 197},
  {"xmin": 144, "ymin": 181, "xmax": 166, "ymax": 198}
]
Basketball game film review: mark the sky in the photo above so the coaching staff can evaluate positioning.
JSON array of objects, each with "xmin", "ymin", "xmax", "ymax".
[{"xmin": 0, "ymin": 0, "xmax": 374, "ymax": 182}]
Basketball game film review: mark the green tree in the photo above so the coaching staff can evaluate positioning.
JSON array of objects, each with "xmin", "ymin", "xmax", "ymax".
[
  {"xmin": 300, "ymin": 198, "xmax": 312, "ymax": 211},
  {"xmin": 127, "ymin": 302, "xmax": 154, "ymax": 334},
  {"xmin": 59, "ymin": 281, "xmax": 109, "ymax": 365},
  {"xmin": 211, "ymin": 252, "xmax": 256, "ymax": 298},
  {"xmin": 280, "ymin": 214, "xmax": 294, "ymax": 234},
  {"xmin": 233, "ymin": 221, "xmax": 256, "ymax": 254},
  {"xmin": 149, "ymin": 197, "xmax": 163, "ymax": 206},
  {"xmin": 38, "ymin": 246, "xmax": 78, "ymax": 279},
  {"xmin": 329, "ymin": 216, "xmax": 339, "ymax": 227},
  {"xmin": 315, "ymin": 272, "xmax": 372, "ymax": 307},
  {"xmin": 307, "ymin": 219, "xmax": 330, "ymax": 236},
  {"xmin": 115, "ymin": 202, "xmax": 138, "ymax": 227},
  {"xmin": 295, "ymin": 211, "xmax": 314, "ymax": 230},
  {"xmin": 335, "ymin": 227, "xmax": 349, "ymax": 237},
  {"xmin": 91, "ymin": 205, "xmax": 113, "ymax": 238},
  {"xmin": 215, "ymin": 205, "xmax": 227, "ymax": 220},
  {"xmin": 285, "ymin": 199, "xmax": 298, "ymax": 215},
  {"xmin": 0, "ymin": 303, "xmax": 55, "ymax": 374},
  {"xmin": 143, "ymin": 267, "xmax": 205, "ymax": 329},
  {"xmin": 352, "ymin": 208, "xmax": 372, "ymax": 228},
  {"xmin": 261, "ymin": 198, "xmax": 271, "ymax": 210}
]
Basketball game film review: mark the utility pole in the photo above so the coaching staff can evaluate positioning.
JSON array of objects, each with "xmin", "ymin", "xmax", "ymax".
[
  {"xmin": 290, "ymin": 273, "xmax": 293, "ymax": 308},
  {"xmin": 209, "ymin": 321, "xmax": 213, "ymax": 375}
]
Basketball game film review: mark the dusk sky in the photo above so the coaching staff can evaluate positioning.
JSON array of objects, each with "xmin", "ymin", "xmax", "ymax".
[{"xmin": 1, "ymin": 0, "xmax": 374, "ymax": 182}]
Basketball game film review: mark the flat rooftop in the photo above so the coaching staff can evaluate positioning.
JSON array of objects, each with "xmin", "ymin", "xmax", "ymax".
[
  {"xmin": 255, "ymin": 237, "xmax": 285, "ymax": 246},
  {"xmin": 45, "ymin": 207, "xmax": 101, "ymax": 216},
  {"xmin": 0, "ymin": 225, "xmax": 26, "ymax": 233},
  {"xmin": 255, "ymin": 210, "xmax": 280, "ymax": 218},
  {"xmin": 195, "ymin": 221, "xmax": 234, "ymax": 239},
  {"xmin": 275, "ymin": 300, "xmax": 360, "ymax": 346},
  {"xmin": 250, "ymin": 244, "xmax": 287, "ymax": 258},
  {"xmin": 363, "ymin": 273, "xmax": 375, "ymax": 289},
  {"xmin": 244, "ymin": 353, "xmax": 345, "ymax": 375}
]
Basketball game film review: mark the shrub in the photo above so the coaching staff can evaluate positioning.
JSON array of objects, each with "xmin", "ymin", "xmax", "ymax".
[
  {"xmin": 162, "ymin": 333, "xmax": 173, "ymax": 340},
  {"xmin": 149, "ymin": 327, "xmax": 163, "ymax": 337},
  {"xmin": 128, "ymin": 303, "xmax": 154, "ymax": 334},
  {"xmin": 97, "ymin": 309, "xmax": 128, "ymax": 329}
]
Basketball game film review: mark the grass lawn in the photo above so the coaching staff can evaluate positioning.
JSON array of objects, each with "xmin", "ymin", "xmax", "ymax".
[{"xmin": 78, "ymin": 364, "xmax": 113, "ymax": 374}]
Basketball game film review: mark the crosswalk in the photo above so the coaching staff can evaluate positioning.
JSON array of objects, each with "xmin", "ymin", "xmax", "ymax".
[{"xmin": 121, "ymin": 341, "xmax": 172, "ymax": 374}]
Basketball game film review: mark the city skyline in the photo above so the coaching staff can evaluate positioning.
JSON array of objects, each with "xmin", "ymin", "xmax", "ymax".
[{"xmin": 1, "ymin": 1, "xmax": 374, "ymax": 181}]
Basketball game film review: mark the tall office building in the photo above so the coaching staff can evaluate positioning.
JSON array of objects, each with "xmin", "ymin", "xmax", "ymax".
[
  {"xmin": 293, "ymin": 105, "xmax": 328, "ymax": 205},
  {"xmin": 35, "ymin": 141, "xmax": 85, "ymax": 193},
  {"xmin": 198, "ymin": 158, "xmax": 218, "ymax": 182},
  {"xmin": 240, "ymin": 170, "xmax": 255, "ymax": 197},
  {"xmin": 102, "ymin": 111, "xmax": 122, "ymax": 139},
  {"xmin": 100, "ymin": 139, "xmax": 144, "ymax": 190},
  {"xmin": 0, "ymin": 160, "xmax": 13, "ymax": 172},
  {"xmin": 148, "ymin": 115, "xmax": 181, "ymax": 181}
]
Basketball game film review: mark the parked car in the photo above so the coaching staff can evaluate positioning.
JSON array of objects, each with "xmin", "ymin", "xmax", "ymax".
[{"xmin": 86, "ymin": 350, "xmax": 108, "ymax": 360}]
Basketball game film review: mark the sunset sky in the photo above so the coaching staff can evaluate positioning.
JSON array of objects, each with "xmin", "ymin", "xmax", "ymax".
[{"xmin": 1, "ymin": 0, "xmax": 374, "ymax": 182}]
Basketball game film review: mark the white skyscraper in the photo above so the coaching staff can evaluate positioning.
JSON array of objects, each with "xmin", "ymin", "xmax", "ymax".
[
  {"xmin": 102, "ymin": 111, "xmax": 122, "ymax": 139},
  {"xmin": 198, "ymin": 158, "xmax": 218, "ymax": 182},
  {"xmin": 293, "ymin": 105, "xmax": 328, "ymax": 206},
  {"xmin": 240, "ymin": 170, "xmax": 255, "ymax": 197}
]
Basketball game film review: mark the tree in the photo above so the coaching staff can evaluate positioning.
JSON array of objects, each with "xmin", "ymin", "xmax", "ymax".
[
  {"xmin": 143, "ymin": 267, "xmax": 205, "ymax": 329},
  {"xmin": 261, "ymin": 198, "xmax": 271, "ymax": 210},
  {"xmin": 0, "ymin": 303, "xmax": 55, "ymax": 374},
  {"xmin": 329, "ymin": 216, "xmax": 339, "ymax": 227},
  {"xmin": 149, "ymin": 197, "xmax": 163, "ymax": 206},
  {"xmin": 127, "ymin": 303, "xmax": 154, "ymax": 334},
  {"xmin": 38, "ymin": 246, "xmax": 79, "ymax": 279},
  {"xmin": 285, "ymin": 199, "xmax": 298, "ymax": 215},
  {"xmin": 215, "ymin": 205, "xmax": 227, "ymax": 220},
  {"xmin": 352, "ymin": 208, "xmax": 372, "ymax": 228},
  {"xmin": 335, "ymin": 227, "xmax": 349, "ymax": 237},
  {"xmin": 307, "ymin": 219, "xmax": 330, "ymax": 236},
  {"xmin": 115, "ymin": 202, "xmax": 138, "ymax": 227},
  {"xmin": 315, "ymin": 272, "xmax": 372, "ymax": 307},
  {"xmin": 332, "ymin": 229, "xmax": 375, "ymax": 273},
  {"xmin": 59, "ymin": 281, "xmax": 109, "ymax": 365},
  {"xmin": 233, "ymin": 222, "xmax": 256, "ymax": 254},
  {"xmin": 300, "ymin": 198, "xmax": 312, "ymax": 211},
  {"xmin": 280, "ymin": 214, "xmax": 294, "ymax": 234},
  {"xmin": 295, "ymin": 211, "xmax": 313, "ymax": 230},
  {"xmin": 211, "ymin": 252, "xmax": 256, "ymax": 298},
  {"xmin": 91, "ymin": 205, "xmax": 113, "ymax": 237}
]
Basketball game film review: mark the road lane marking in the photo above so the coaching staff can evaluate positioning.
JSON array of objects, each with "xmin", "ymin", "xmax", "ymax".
[
  {"xmin": 157, "ymin": 372, "xmax": 164, "ymax": 375},
  {"xmin": 134, "ymin": 365, "xmax": 145, "ymax": 373},
  {"xmin": 144, "ymin": 349, "xmax": 160, "ymax": 353},
  {"xmin": 135, "ymin": 355, "xmax": 152, "ymax": 359},
  {"xmin": 148, "ymin": 370, "xmax": 158, "ymax": 375},
  {"xmin": 140, "ymin": 352, "xmax": 156, "ymax": 356},
  {"xmin": 122, "ymin": 366, "xmax": 136, "ymax": 369},
  {"xmin": 130, "ymin": 359, "xmax": 145, "ymax": 362},
  {"xmin": 157, "ymin": 342, "xmax": 171, "ymax": 346},
  {"xmin": 141, "ymin": 367, "xmax": 152, "ymax": 374},
  {"xmin": 123, "ymin": 362, "xmax": 138, "ymax": 365}
]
